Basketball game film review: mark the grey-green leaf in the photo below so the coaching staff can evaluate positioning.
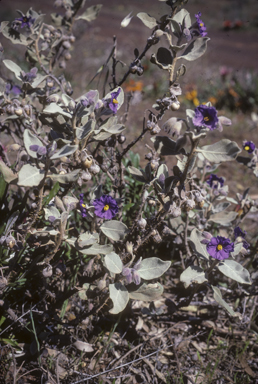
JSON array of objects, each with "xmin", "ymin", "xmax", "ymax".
[
  {"xmin": 43, "ymin": 103, "xmax": 72, "ymax": 118},
  {"xmin": 76, "ymin": 119, "xmax": 95, "ymax": 140},
  {"xmin": 76, "ymin": 5, "xmax": 102, "ymax": 21},
  {"xmin": 44, "ymin": 206, "xmax": 61, "ymax": 221},
  {"xmin": 109, "ymin": 283, "xmax": 129, "ymax": 314},
  {"xmin": 0, "ymin": 160, "xmax": 17, "ymax": 183},
  {"xmin": 151, "ymin": 136, "xmax": 179, "ymax": 156},
  {"xmin": 189, "ymin": 228, "xmax": 210, "ymax": 260},
  {"xmin": 48, "ymin": 169, "xmax": 80, "ymax": 184},
  {"xmin": 138, "ymin": 258, "xmax": 171, "ymax": 280},
  {"xmin": 79, "ymin": 243, "xmax": 113, "ymax": 255},
  {"xmin": 212, "ymin": 286, "xmax": 238, "ymax": 317},
  {"xmin": 172, "ymin": 8, "xmax": 191, "ymax": 29},
  {"xmin": 129, "ymin": 282, "xmax": 164, "ymax": 301},
  {"xmin": 179, "ymin": 37, "xmax": 210, "ymax": 61},
  {"xmin": 208, "ymin": 211, "xmax": 238, "ymax": 226},
  {"xmin": 180, "ymin": 265, "xmax": 207, "ymax": 288},
  {"xmin": 24, "ymin": 129, "xmax": 44, "ymax": 159},
  {"xmin": 100, "ymin": 220, "xmax": 129, "ymax": 241},
  {"xmin": 137, "ymin": 12, "xmax": 157, "ymax": 29},
  {"xmin": 3, "ymin": 59, "xmax": 23, "ymax": 81},
  {"xmin": 198, "ymin": 139, "xmax": 241, "ymax": 163},
  {"xmin": 17, "ymin": 164, "xmax": 44, "ymax": 187},
  {"xmin": 50, "ymin": 144, "xmax": 78, "ymax": 160},
  {"xmin": 104, "ymin": 252, "xmax": 123, "ymax": 274},
  {"xmin": 77, "ymin": 232, "xmax": 98, "ymax": 248},
  {"xmin": 128, "ymin": 166, "xmax": 146, "ymax": 183},
  {"xmin": 217, "ymin": 260, "xmax": 251, "ymax": 285}
]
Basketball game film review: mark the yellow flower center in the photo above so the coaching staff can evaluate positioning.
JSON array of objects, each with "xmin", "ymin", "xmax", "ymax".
[
  {"xmin": 112, "ymin": 98, "xmax": 119, "ymax": 104},
  {"xmin": 244, "ymin": 146, "xmax": 250, "ymax": 151},
  {"xmin": 200, "ymin": 23, "xmax": 204, "ymax": 27},
  {"xmin": 81, "ymin": 204, "xmax": 86, "ymax": 208},
  {"xmin": 204, "ymin": 116, "xmax": 210, "ymax": 121},
  {"xmin": 23, "ymin": 17, "xmax": 28, "ymax": 22},
  {"xmin": 104, "ymin": 204, "xmax": 109, "ymax": 211},
  {"xmin": 217, "ymin": 244, "xmax": 223, "ymax": 251}
]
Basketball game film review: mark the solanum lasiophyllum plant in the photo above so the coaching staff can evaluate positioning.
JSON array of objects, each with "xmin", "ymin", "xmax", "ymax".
[{"xmin": 0, "ymin": 0, "xmax": 255, "ymax": 318}]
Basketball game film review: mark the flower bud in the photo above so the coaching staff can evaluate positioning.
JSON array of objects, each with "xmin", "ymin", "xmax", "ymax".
[
  {"xmin": 14, "ymin": 108, "xmax": 23, "ymax": 116},
  {"xmin": 81, "ymin": 170, "xmax": 92, "ymax": 181},
  {"xmin": 64, "ymin": 52, "xmax": 72, "ymax": 61},
  {"xmin": 6, "ymin": 235, "xmax": 16, "ymax": 249},
  {"xmin": 148, "ymin": 199, "xmax": 156, "ymax": 206},
  {"xmin": 154, "ymin": 29, "xmax": 164, "ymax": 38},
  {"xmin": 42, "ymin": 265, "xmax": 53, "ymax": 278},
  {"xmin": 62, "ymin": 41, "xmax": 71, "ymax": 49},
  {"xmin": 69, "ymin": 35, "xmax": 76, "ymax": 43},
  {"xmin": 89, "ymin": 163, "xmax": 100, "ymax": 175},
  {"xmin": 138, "ymin": 216, "xmax": 147, "ymax": 230},
  {"xmin": 150, "ymin": 159, "xmax": 159, "ymax": 170},
  {"xmin": 151, "ymin": 125, "xmax": 161, "ymax": 135},
  {"xmin": 170, "ymin": 100, "xmax": 180, "ymax": 111},
  {"xmin": 117, "ymin": 134, "xmax": 126, "ymax": 144},
  {"xmin": 59, "ymin": 60, "xmax": 66, "ymax": 69}
]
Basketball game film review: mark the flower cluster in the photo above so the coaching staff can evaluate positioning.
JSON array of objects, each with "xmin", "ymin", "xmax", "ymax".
[
  {"xmin": 195, "ymin": 12, "xmax": 207, "ymax": 37},
  {"xmin": 193, "ymin": 105, "xmax": 219, "ymax": 130}
]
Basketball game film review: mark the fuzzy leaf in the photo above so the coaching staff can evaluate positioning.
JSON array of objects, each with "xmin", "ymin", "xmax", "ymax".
[
  {"xmin": 24, "ymin": 129, "xmax": 44, "ymax": 159},
  {"xmin": 3, "ymin": 60, "xmax": 23, "ymax": 81},
  {"xmin": 198, "ymin": 139, "xmax": 241, "ymax": 163},
  {"xmin": 151, "ymin": 136, "xmax": 180, "ymax": 156},
  {"xmin": 104, "ymin": 252, "xmax": 123, "ymax": 274},
  {"xmin": 212, "ymin": 286, "xmax": 238, "ymax": 317},
  {"xmin": 138, "ymin": 258, "xmax": 171, "ymax": 280},
  {"xmin": 73, "ymin": 340, "xmax": 93, "ymax": 352},
  {"xmin": 2, "ymin": 25, "xmax": 28, "ymax": 45},
  {"xmin": 76, "ymin": 5, "xmax": 102, "ymax": 21},
  {"xmin": 121, "ymin": 12, "xmax": 133, "ymax": 28},
  {"xmin": 76, "ymin": 119, "xmax": 95, "ymax": 140},
  {"xmin": 156, "ymin": 47, "xmax": 173, "ymax": 65},
  {"xmin": 189, "ymin": 228, "xmax": 210, "ymax": 260},
  {"xmin": 179, "ymin": 37, "xmax": 210, "ymax": 61},
  {"xmin": 100, "ymin": 220, "xmax": 129, "ymax": 241},
  {"xmin": 48, "ymin": 169, "xmax": 80, "ymax": 184},
  {"xmin": 79, "ymin": 243, "xmax": 113, "ymax": 255},
  {"xmin": 77, "ymin": 232, "xmax": 98, "ymax": 248},
  {"xmin": 43, "ymin": 103, "xmax": 72, "ymax": 118},
  {"xmin": 137, "ymin": 12, "xmax": 157, "ymax": 29},
  {"xmin": 217, "ymin": 260, "xmax": 251, "ymax": 285},
  {"xmin": 17, "ymin": 164, "xmax": 44, "ymax": 187},
  {"xmin": 129, "ymin": 282, "xmax": 164, "ymax": 301},
  {"xmin": 128, "ymin": 166, "xmax": 146, "ymax": 183},
  {"xmin": 208, "ymin": 211, "xmax": 238, "ymax": 226},
  {"xmin": 44, "ymin": 206, "xmax": 61, "ymax": 221},
  {"xmin": 180, "ymin": 265, "xmax": 207, "ymax": 288},
  {"xmin": 0, "ymin": 160, "xmax": 17, "ymax": 183},
  {"xmin": 109, "ymin": 283, "xmax": 129, "ymax": 314},
  {"xmin": 50, "ymin": 144, "xmax": 78, "ymax": 160},
  {"xmin": 172, "ymin": 8, "xmax": 191, "ymax": 29}
]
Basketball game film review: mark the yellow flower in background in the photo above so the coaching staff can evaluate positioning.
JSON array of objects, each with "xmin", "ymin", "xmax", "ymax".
[{"xmin": 208, "ymin": 96, "xmax": 217, "ymax": 105}]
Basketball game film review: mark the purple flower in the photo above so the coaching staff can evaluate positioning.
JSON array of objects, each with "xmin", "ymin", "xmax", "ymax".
[
  {"xmin": 21, "ymin": 67, "xmax": 38, "ymax": 83},
  {"xmin": 15, "ymin": 15, "xmax": 35, "ymax": 28},
  {"xmin": 193, "ymin": 105, "xmax": 219, "ymax": 130},
  {"xmin": 206, "ymin": 174, "xmax": 224, "ymax": 189},
  {"xmin": 243, "ymin": 141, "xmax": 255, "ymax": 154},
  {"xmin": 234, "ymin": 226, "xmax": 249, "ymax": 249},
  {"xmin": 108, "ymin": 88, "xmax": 121, "ymax": 114},
  {"xmin": 195, "ymin": 12, "xmax": 207, "ymax": 37},
  {"xmin": 122, "ymin": 258, "xmax": 142, "ymax": 285},
  {"xmin": 207, "ymin": 236, "xmax": 234, "ymax": 260},
  {"xmin": 92, "ymin": 195, "xmax": 118, "ymax": 220},
  {"xmin": 29, "ymin": 145, "xmax": 47, "ymax": 157},
  {"xmin": 79, "ymin": 193, "xmax": 87, "ymax": 218},
  {"xmin": 5, "ymin": 83, "xmax": 22, "ymax": 96}
]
